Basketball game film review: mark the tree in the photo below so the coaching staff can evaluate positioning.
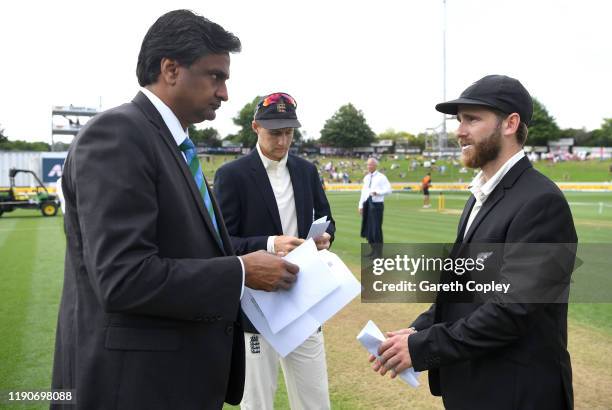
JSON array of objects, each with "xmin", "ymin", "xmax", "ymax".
[
  {"xmin": 0, "ymin": 139, "xmax": 50, "ymax": 151},
  {"xmin": 227, "ymin": 96, "xmax": 303, "ymax": 148},
  {"xmin": 188, "ymin": 125, "xmax": 221, "ymax": 148},
  {"xmin": 52, "ymin": 141, "xmax": 72, "ymax": 151},
  {"xmin": 319, "ymin": 103, "xmax": 375, "ymax": 148},
  {"xmin": 300, "ymin": 138, "xmax": 319, "ymax": 151},
  {"xmin": 526, "ymin": 98, "xmax": 560, "ymax": 146},
  {"xmin": 377, "ymin": 128, "xmax": 416, "ymax": 141},
  {"xmin": 557, "ymin": 127, "xmax": 593, "ymax": 146},
  {"xmin": 0, "ymin": 124, "xmax": 6, "ymax": 143},
  {"xmin": 590, "ymin": 118, "xmax": 612, "ymax": 147},
  {"xmin": 226, "ymin": 96, "xmax": 260, "ymax": 147},
  {"xmin": 378, "ymin": 128, "xmax": 424, "ymax": 153}
]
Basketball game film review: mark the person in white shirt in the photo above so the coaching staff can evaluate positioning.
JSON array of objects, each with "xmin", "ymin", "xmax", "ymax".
[
  {"xmin": 214, "ymin": 92, "xmax": 335, "ymax": 410},
  {"xmin": 371, "ymin": 74, "xmax": 577, "ymax": 410},
  {"xmin": 358, "ymin": 158, "xmax": 392, "ymax": 256},
  {"xmin": 55, "ymin": 177, "xmax": 65, "ymax": 214},
  {"xmin": 50, "ymin": 11, "xmax": 298, "ymax": 409}
]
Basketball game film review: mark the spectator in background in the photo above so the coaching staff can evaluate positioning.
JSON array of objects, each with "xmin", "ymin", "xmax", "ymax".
[
  {"xmin": 422, "ymin": 172, "xmax": 432, "ymax": 208},
  {"xmin": 55, "ymin": 177, "xmax": 65, "ymax": 214},
  {"xmin": 359, "ymin": 157, "xmax": 392, "ymax": 257}
]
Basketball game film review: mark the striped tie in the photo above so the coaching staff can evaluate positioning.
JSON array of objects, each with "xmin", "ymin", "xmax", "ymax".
[{"xmin": 179, "ymin": 137, "xmax": 221, "ymax": 239}]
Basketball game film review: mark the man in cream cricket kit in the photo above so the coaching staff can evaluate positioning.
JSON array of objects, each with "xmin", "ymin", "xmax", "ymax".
[
  {"xmin": 359, "ymin": 158, "xmax": 392, "ymax": 257},
  {"xmin": 214, "ymin": 92, "xmax": 336, "ymax": 410}
]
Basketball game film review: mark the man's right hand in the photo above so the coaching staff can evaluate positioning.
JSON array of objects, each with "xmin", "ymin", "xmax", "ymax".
[
  {"xmin": 241, "ymin": 250, "xmax": 299, "ymax": 291},
  {"xmin": 274, "ymin": 235, "xmax": 304, "ymax": 254},
  {"xmin": 359, "ymin": 208, "xmax": 363, "ymax": 215}
]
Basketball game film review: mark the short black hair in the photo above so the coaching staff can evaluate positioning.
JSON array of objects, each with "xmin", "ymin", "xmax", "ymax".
[
  {"xmin": 492, "ymin": 109, "xmax": 529, "ymax": 146},
  {"xmin": 136, "ymin": 9, "xmax": 241, "ymax": 86}
]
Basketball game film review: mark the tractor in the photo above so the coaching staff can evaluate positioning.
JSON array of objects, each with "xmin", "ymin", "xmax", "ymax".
[{"xmin": 0, "ymin": 169, "xmax": 60, "ymax": 217}]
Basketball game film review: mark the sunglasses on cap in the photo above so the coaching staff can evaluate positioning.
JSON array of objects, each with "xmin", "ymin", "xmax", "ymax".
[{"xmin": 259, "ymin": 93, "xmax": 297, "ymax": 108}]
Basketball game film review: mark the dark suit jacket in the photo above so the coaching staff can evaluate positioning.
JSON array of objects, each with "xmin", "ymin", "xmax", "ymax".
[
  {"xmin": 51, "ymin": 92, "xmax": 245, "ymax": 410},
  {"xmin": 408, "ymin": 156, "xmax": 577, "ymax": 410},
  {"xmin": 213, "ymin": 149, "xmax": 335, "ymax": 333}
]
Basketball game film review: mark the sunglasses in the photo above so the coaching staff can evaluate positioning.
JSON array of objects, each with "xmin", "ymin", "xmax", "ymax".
[{"xmin": 260, "ymin": 93, "xmax": 297, "ymax": 108}]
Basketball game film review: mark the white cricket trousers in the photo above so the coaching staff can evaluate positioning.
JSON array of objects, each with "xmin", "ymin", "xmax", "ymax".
[{"xmin": 240, "ymin": 330, "xmax": 330, "ymax": 410}]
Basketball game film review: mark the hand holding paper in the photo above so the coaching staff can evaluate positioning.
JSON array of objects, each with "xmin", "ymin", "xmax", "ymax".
[
  {"xmin": 314, "ymin": 232, "xmax": 331, "ymax": 250},
  {"xmin": 307, "ymin": 216, "xmax": 331, "ymax": 240},
  {"xmin": 242, "ymin": 248, "xmax": 361, "ymax": 357},
  {"xmin": 249, "ymin": 240, "xmax": 339, "ymax": 334},
  {"xmin": 357, "ymin": 320, "xmax": 420, "ymax": 387},
  {"xmin": 242, "ymin": 250, "xmax": 299, "ymax": 291},
  {"xmin": 374, "ymin": 333, "xmax": 413, "ymax": 377},
  {"xmin": 274, "ymin": 235, "xmax": 305, "ymax": 255}
]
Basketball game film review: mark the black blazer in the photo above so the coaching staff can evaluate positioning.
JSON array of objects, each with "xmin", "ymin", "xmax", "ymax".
[
  {"xmin": 213, "ymin": 149, "xmax": 336, "ymax": 332},
  {"xmin": 408, "ymin": 157, "xmax": 577, "ymax": 410},
  {"xmin": 51, "ymin": 92, "xmax": 245, "ymax": 410}
]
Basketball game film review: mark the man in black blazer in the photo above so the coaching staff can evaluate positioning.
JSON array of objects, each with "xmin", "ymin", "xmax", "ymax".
[
  {"xmin": 371, "ymin": 75, "xmax": 577, "ymax": 409},
  {"xmin": 214, "ymin": 93, "xmax": 335, "ymax": 409},
  {"xmin": 51, "ymin": 11, "xmax": 298, "ymax": 410}
]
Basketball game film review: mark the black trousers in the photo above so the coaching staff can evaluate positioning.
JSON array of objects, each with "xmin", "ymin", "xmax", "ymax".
[{"xmin": 365, "ymin": 201, "xmax": 384, "ymax": 244}]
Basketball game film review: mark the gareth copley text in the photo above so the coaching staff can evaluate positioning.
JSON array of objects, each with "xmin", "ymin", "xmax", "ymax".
[{"xmin": 372, "ymin": 280, "xmax": 511, "ymax": 294}]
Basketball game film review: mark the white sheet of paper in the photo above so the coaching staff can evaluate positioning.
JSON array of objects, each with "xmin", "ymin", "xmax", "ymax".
[
  {"xmin": 313, "ymin": 215, "xmax": 327, "ymax": 224},
  {"xmin": 241, "ymin": 289, "xmax": 321, "ymax": 357},
  {"xmin": 308, "ymin": 250, "xmax": 362, "ymax": 323},
  {"xmin": 356, "ymin": 320, "xmax": 421, "ymax": 387},
  {"xmin": 248, "ymin": 240, "xmax": 339, "ymax": 334},
  {"xmin": 242, "ymin": 249, "xmax": 361, "ymax": 357},
  {"xmin": 307, "ymin": 215, "xmax": 331, "ymax": 239}
]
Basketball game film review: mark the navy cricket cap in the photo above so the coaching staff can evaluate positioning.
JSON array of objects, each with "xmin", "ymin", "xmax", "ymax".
[
  {"xmin": 254, "ymin": 92, "xmax": 301, "ymax": 129},
  {"xmin": 435, "ymin": 75, "xmax": 533, "ymax": 126}
]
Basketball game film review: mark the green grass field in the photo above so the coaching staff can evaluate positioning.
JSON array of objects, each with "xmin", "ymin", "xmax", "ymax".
[
  {"xmin": 201, "ymin": 155, "xmax": 612, "ymax": 184},
  {"xmin": 1, "ymin": 190, "xmax": 611, "ymax": 409}
]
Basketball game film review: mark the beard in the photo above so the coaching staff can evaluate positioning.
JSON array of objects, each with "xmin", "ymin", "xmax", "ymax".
[{"xmin": 461, "ymin": 126, "xmax": 502, "ymax": 169}]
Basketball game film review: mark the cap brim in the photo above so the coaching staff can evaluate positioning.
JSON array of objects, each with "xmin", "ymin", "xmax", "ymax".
[
  {"xmin": 435, "ymin": 98, "xmax": 500, "ymax": 115},
  {"xmin": 255, "ymin": 119, "xmax": 301, "ymax": 129}
]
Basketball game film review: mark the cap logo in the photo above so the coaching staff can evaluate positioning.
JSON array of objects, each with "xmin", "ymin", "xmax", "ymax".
[{"xmin": 276, "ymin": 102, "xmax": 286, "ymax": 113}]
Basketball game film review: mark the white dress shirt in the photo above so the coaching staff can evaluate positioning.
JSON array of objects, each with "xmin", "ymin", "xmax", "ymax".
[
  {"xmin": 140, "ymin": 88, "xmax": 245, "ymax": 296},
  {"xmin": 358, "ymin": 171, "xmax": 393, "ymax": 209},
  {"xmin": 463, "ymin": 150, "xmax": 525, "ymax": 237},
  {"xmin": 254, "ymin": 144, "xmax": 299, "ymax": 253}
]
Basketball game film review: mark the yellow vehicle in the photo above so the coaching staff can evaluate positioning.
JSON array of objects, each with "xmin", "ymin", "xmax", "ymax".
[{"xmin": 0, "ymin": 169, "xmax": 59, "ymax": 217}]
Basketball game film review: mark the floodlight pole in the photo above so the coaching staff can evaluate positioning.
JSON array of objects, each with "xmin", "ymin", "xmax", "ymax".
[
  {"xmin": 440, "ymin": 0, "xmax": 447, "ymax": 151},
  {"xmin": 51, "ymin": 109, "xmax": 55, "ymax": 152}
]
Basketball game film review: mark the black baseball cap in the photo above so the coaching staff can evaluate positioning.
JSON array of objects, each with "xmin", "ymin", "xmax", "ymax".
[
  {"xmin": 254, "ymin": 92, "xmax": 301, "ymax": 129},
  {"xmin": 435, "ymin": 75, "xmax": 533, "ymax": 126}
]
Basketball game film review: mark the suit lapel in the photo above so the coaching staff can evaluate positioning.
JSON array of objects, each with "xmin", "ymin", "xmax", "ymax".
[
  {"xmin": 456, "ymin": 195, "xmax": 476, "ymax": 242},
  {"xmin": 207, "ymin": 184, "xmax": 234, "ymax": 255},
  {"xmin": 132, "ymin": 92, "xmax": 225, "ymax": 254},
  {"xmin": 287, "ymin": 156, "xmax": 306, "ymax": 238},
  {"xmin": 248, "ymin": 151, "xmax": 283, "ymax": 234},
  {"xmin": 463, "ymin": 187, "xmax": 505, "ymax": 242}
]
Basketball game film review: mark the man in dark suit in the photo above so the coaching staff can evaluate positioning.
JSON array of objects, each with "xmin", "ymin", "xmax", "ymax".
[
  {"xmin": 371, "ymin": 75, "xmax": 577, "ymax": 409},
  {"xmin": 51, "ymin": 11, "xmax": 299, "ymax": 410},
  {"xmin": 214, "ymin": 93, "xmax": 335, "ymax": 409}
]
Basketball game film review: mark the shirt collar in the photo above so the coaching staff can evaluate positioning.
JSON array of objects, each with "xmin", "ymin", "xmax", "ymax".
[
  {"xmin": 469, "ymin": 150, "xmax": 525, "ymax": 203},
  {"xmin": 140, "ymin": 88, "xmax": 188, "ymax": 147},
  {"xmin": 256, "ymin": 143, "xmax": 288, "ymax": 170}
]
